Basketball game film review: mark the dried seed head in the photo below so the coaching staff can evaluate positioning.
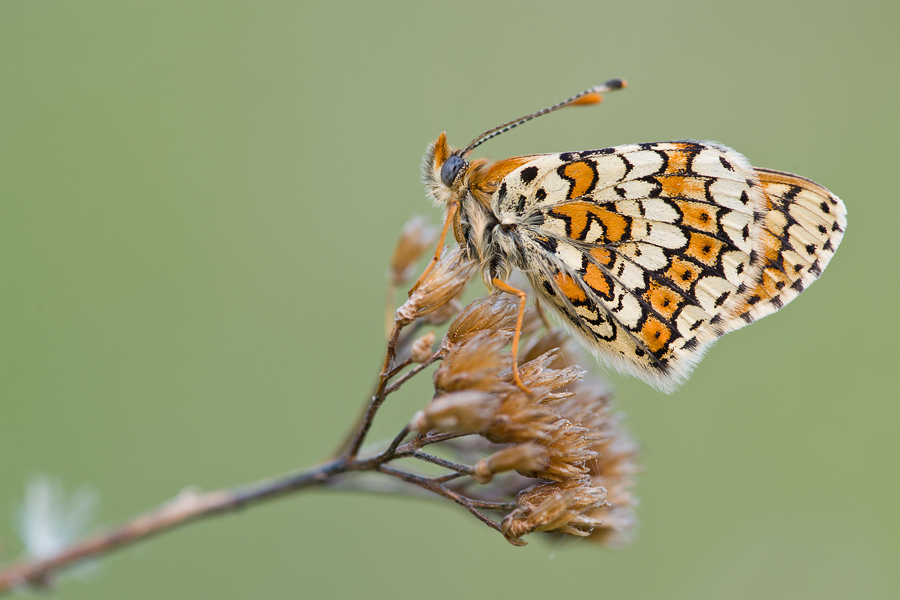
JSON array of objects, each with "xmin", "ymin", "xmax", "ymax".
[
  {"xmin": 409, "ymin": 331, "xmax": 436, "ymax": 364},
  {"xmin": 472, "ymin": 443, "xmax": 548, "ymax": 484},
  {"xmin": 389, "ymin": 216, "xmax": 438, "ymax": 285},
  {"xmin": 409, "ymin": 390, "xmax": 500, "ymax": 434},
  {"xmin": 445, "ymin": 293, "xmax": 518, "ymax": 346},
  {"xmin": 483, "ymin": 391, "xmax": 557, "ymax": 444},
  {"xmin": 500, "ymin": 478, "xmax": 608, "ymax": 545},
  {"xmin": 551, "ymin": 380, "xmax": 615, "ymax": 438},
  {"xmin": 512, "ymin": 349, "xmax": 584, "ymax": 399},
  {"xmin": 585, "ymin": 422, "xmax": 641, "ymax": 547},
  {"xmin": 548, "ymin": 378, "xmax": 640, "ymax": 547},
  {"xmin": 433, "ymin": 331, "xmax": 514, "ymax": 394},
  {"xmin": 396, "ymin": 247, "xmax": 475, "ymax": 326},
  {"xmin": 423, "ymin": 288, "xmax": 464, "ymax": 326},
  {"xmin": 523, "ymin": 419, "xmax": 597, "ymax": 482}
]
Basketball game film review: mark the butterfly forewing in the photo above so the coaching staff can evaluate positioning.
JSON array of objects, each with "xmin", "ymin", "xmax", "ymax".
[{"xmin": 492, "ymin": 141, "xmax": 790, "ymax": 391}]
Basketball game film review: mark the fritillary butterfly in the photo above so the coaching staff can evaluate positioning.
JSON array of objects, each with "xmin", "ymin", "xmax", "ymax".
[{"xmin": 419, "ymin": 80, "xmax": 846, "ymax": 392}]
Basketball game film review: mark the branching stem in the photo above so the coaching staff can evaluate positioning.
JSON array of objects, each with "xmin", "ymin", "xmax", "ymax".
[{"xmin": 0, "ymin": 313, "xmax": 492, "ymax": 594}]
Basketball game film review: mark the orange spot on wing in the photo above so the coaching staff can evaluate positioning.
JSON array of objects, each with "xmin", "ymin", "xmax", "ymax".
[
  {"xmin": 589, "ymin": 247, "xmax": 615, "ymax": 268},
  {"xmin": 660, "ymin": 176, "xmax": 706, "ymax": 201},
  {"xmin": 684, "ymin": 232, "xmax": 724, "ymax": 266},
  {"xmin": 469, "ymin": 156, "xmax": 536, "ymax": 208},
  {"xmin": 584, "ymin": 263, "xmax": 612, "ymax": 299},
  {"xmin": 761, "ymin": 268, "xmax": 788, "ymax": 298},
  {"xmin": 562, "ymin": 161, "xmax": 597, "ymax": 199},
  {"xmin": 676, "ymin": 200, "xmax": 719, "ymax": 233},
  {"xmin": 640, "ymin": 316, "xmax": 672, "ymax": 354},
  {"xmin": 758, "ymin": 230, "xmax": 782, "ymax": 264},
  {"xmin": 599, "ymin": 210, "xmax": 629, "ymax": 242},
  {"xmin": 645, "ymin": 280, "xmax": 683, "ymax": 320},
  {"xmin": 665, "ymin": 147, "xmax": 690, "ymax": 174},
  {"xmin": 554, "ymin": 271, "xmax": 586, "ymax": 302},
  {"xmin": 665, "ymin": 256, "xmax": 699, "ymax": 291},
  {"xmin": 550, "ymin": 202, "xmax": 629, "ymax": 242}
]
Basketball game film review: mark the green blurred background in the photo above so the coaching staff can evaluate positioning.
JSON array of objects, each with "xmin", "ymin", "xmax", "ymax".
[{"xmin": 2, "ymin": 1, "xmax": 897, "ymax": 598}]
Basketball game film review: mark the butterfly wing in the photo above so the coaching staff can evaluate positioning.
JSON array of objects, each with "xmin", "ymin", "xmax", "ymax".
[
  {"xmin": 721, "ymin": 168, "xmax": 846, "ymax": 331},
  {"xmin": 491, "ymin": 142, "xmax": 842, "ymax": 392}
]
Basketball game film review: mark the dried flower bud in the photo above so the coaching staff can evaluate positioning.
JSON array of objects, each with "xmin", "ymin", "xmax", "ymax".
[
  {"xmin": 409, "ymin": 390, "xmax": 500, "ymax": 434},
  {"xmin": 433, "ymin": 331, "xmax": 514, "ymax": 394},
  {"xmin": 547, "ymin": 377, "xmax": 640, "ymax": 547},
  {"xmin": 395, "ymin": 247, "xmax": 475, "ymax": 326},
  {"xmin": 525, "ymin": 419, "xmax": 597, "ymax": 482},
  {"xmin": 389, "ymin": 216, "xmax": 438, "ymax": 285},
  {"xmin": 409, "ymin": 331, "xmax": 436, "ymax": 364},
  {"xmin": 423, "ymin": 289, "xmax": 464, "ymax": 326},
  {"xmin": 445, "ymin": 293, "xmax": 518, "ymax": 346},
  {"xmin": 551, "ymin": 380, "xmax": 615, "ymax": 438},
  {"xmin": 512, "ymin": 349, "xmax": 584, "ymax": 398},
  {"xmin": 472, "ymin": 443, "xmax": 548, "ymax": 484},
  {"xmin": 500, "ymin": 478, "xmax": 608, "ymax": 545},
  {"xmin": 483, "ymin": 391, "xmax": 556, "ymax": 444},
  {"xmin": 585, "ymin": 421, "xmax": 641, "ymax": 547}
]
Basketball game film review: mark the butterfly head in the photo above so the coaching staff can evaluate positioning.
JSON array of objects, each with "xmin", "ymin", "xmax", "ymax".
[
  {"xmin": 422, "ymin": 132, "xmax": 476, "ymax": 207},
  {"xmin": 422, "ymin": 79, "xmax": 626, "ymax": 209}
]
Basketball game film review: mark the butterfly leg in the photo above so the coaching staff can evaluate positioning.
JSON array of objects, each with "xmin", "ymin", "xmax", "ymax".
[
  {"xmin": 409, "ymin": 201, "xmax": 459, "ymax": 294},
  {"xmin": 491, "ymin": 278, "xmax": 531, "ymax": 394}
]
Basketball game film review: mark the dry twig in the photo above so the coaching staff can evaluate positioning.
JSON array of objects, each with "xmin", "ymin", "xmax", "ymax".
[{"xmin": 0, "ymin": 218, "xmax": 639, "ymax": 593}]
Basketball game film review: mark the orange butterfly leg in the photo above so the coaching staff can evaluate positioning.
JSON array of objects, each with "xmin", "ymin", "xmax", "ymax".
[
  {"xmin": 409, "ymin": 201, "xmax": 459, "ymax": 294},
  {"xmin": 491, "ymin": 278, "xmax": 531, "ymax": 394}
]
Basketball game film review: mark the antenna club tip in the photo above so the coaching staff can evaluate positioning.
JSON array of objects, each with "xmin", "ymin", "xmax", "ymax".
[{"xmin": 607, "ymin": 78, "xmax": 627, "ymax": 90}]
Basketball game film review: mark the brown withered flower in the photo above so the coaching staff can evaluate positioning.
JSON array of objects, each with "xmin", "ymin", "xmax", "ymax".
[
  {"xmin": 524, "ymin": 419, "xmax": 597, "ymax": 483},
  {"xmin": 395, "ymin": 246, "xmax": 474, "ymax": 326},
  {"xmin": 382, "ymin": 225, "xmax": 639, "ymax": 548},
  {"xmin": 409, "ymin": 390, "xmax": 500, "ymax": 434},
  {"xmin": 500, "ymin": 478, "xmax": 608, "ymax": 546},
  {"xmin": 433, "ymin": 330, "xmax": 514, "ymax": 394},
  {"xmin": 409, "ymin": 331, "xmax": 436, "ymax": 364},
  {"xmin": 472, "ymin": 443, "xmax": 548, "ymax": 484},
  {"xmin": 445, "ymin": 293, "xmax": 518, "ymax": 346},
  {"xmin": 388, "ymin": 215, "xmax": 438, "ymax": 286}
]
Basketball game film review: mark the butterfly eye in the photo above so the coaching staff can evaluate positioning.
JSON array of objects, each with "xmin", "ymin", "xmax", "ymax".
[{"xmin": 440, "ymin": 155, "xmax": 465, "ymax": 187}]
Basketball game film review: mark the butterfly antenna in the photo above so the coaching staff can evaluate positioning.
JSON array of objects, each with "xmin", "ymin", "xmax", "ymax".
[{"xmin": 462, "ymin": 78, "xmax": 627, "ymax": 155}]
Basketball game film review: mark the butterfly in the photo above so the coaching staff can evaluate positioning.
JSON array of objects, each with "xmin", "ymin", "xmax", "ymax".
[{"xmin": 419, "ymin": 79, "xmax": 846, "ymax": 393}]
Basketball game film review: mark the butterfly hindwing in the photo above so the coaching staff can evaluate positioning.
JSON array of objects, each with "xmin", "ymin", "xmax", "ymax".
[{"xmin": 722, "ymin": 168, "xmax": 846, "ymax": 331}]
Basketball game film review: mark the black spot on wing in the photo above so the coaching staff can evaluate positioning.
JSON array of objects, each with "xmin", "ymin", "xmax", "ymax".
[
  {"xmin": 516, "ymin": 194, "xmax": 527, "ymax": 213},
  {"xmin": 520, "ymin": 166, "xmax": 538, "ymax": 184},
  {"xmin": 714, "ymin": 290, "xmax": 730, "ymax": 308}
]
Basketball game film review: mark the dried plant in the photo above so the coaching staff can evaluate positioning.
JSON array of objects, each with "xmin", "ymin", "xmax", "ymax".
[{"xmin": 0, "ymin": 217, "xmax": 640, "ymax": 592}]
